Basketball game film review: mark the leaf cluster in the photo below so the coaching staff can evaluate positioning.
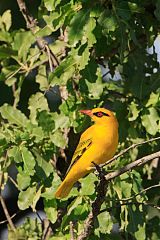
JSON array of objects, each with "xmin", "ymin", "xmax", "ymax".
[{"xmin": 0, "ymin": 0, "xmax": 160, "ymax": 239}]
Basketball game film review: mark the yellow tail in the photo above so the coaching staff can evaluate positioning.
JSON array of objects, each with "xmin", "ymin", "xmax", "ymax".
[{"xmin": 55, "ymin": 180, "xmax": 73, "ymax": 199}]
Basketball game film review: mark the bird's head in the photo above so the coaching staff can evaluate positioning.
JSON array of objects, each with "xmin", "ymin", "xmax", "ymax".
[{"xmin": 80, "ymin": 107, "xmax": 118, "ymax": 125}]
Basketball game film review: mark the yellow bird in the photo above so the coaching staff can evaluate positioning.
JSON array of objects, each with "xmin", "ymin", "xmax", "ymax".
[{"xmin": 55, "ymin": 107, "xmax": 118, "ymax": 198}]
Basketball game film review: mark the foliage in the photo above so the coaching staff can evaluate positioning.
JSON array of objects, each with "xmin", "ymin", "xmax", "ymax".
[{"xmin": 0, "ymin": 0, "xmax": 160, "ymax": 239}]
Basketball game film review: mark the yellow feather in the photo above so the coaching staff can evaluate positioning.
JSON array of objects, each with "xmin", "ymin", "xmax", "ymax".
[{"xmin": 55, "ymin": 107, "xmax": 118, "ymax": 199}]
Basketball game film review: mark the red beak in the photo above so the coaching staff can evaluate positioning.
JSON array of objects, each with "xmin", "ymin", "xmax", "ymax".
[{"xmin": 79, "ymin": 109, "xmax": 92, "ymax": 116}]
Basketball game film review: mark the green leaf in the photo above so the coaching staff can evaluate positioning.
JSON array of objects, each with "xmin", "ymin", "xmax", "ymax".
[
  {"xmin": 68, "ymin": 9, "xmax": 90, "ymax": 46},
  {"xmin": 44, "ymin": 199, "xmax": 57, "ymax": 224},
  {"xmin": 154, "ymin": 0, "xmax": 160, "ymax": 21},
  {"xmin": 80, "ymin": 173, "xmax": 97, "ymax": 196},
  {"xmin": 74, "ymin": 202, "xmax": 88, "ymax": 217},
  {"xmin": 50, "ymin": 40, "xmax": 67, "ymax": 56},
  {"xmin": 75, "ymin": 44, "xmax": 90, "ymax": 71},
  {"xmin": 33, "ymin": 150, "xmax": 53, "ymax": 178},
  {"xmin": 36, "ymin": 65, "xmax": 49, "ymax": 91},
  {"xmin": 28, "ymin": 125, "xmax": 44, "ymax": 143},
  {"xmin": 20, "ymin": 146, "xmax": 35, "ymax": 176},
  {"xmin": 80, "ymin": 59, "xmax": 104, "ymax": 99},
  {"xmin": 52, "ymin": 112, "xmax": 70, "ymax": 130},
  {"xmin": 116, "ymin": 1, "xmax": 131, "ymax": 21},
  {"xmin": 128, "ymin": 101, "xmax": 140, "ymax": 121},
  {"xmin": 49, "ymin": 56, "xmax": 76, "ymax": 86},
  {"xmin": 7, "ymin": 146, "xmax": 22, "ymax": 163},
  {"xmin": 141, "ymin": 108, "xmax": 159, "ymax": 135},
  {"xmin": 49, "ymin": 43, "xmax": 91, "ymax": 86},
  {"xmin": 31, "ymin": 186, "xmax": 43, "ymax": 212},
  {"xmin": 135, "ymin": 223, "xmax": 146, "ymax": 240},
  {"xmin": 28, "ymin": 92, "xmax": 49, "ymax": 124},
  {"xmin": 42, "ymin": 176, "xmax": 61, "ymax": 200},
  {"xmin": 35, "ymin": 25, "xmax": 53, "ymax": 38},
  {"xmin": 98, "ymin": 10, "xmax": 118, "ymax": 33},
  {"xmin": 0, "ymin": 104, "xmax": 29, "ymax": 127},
  {"xmin": 37, "ymin": 110, "xmax": 55, "ymax": 133},
  {"xmin": 50, "ymin": 3, "xmax": 74, "ymax": 31},
  {"xmin": 97, "ymin": 211, "xmax": 113, "ymax": 234},
  {"xmin": 50, "ymin": 130, "xmax": 67, "ymax": 148},
  {"xmin": 13, "ymin": 31, "xmax": 35, "ymax": 61},
  {"xmin": 127, "ymin": 205, "xmax": 146, "ymax": 240},
  {"xmin": 5, "ymin": 77, "xmax": 17, "ymax": 87},
  {"xmin": 18, "ymin": 186, "xmax": 37, "ymax": 210},
  {"xmin": 10, "ymin": 218, "xmax": 42, "ymax": 239},
  {"xmin": 44, "ymin": 0, "xmax": 61, "ymax": 11},
  {"xmin": 49, "ymin": 237, "xmax": 68, "ymax": 240},
  {"xmin": 128, "ymin": 2, "xmax": 144, "ymax": 13},
  {"xmin": 67, "ymin": 196, "xmax": 82, "ymax": 215},
  {"xmin": 146, "ymin": 92, "xmax": 160, "ymax": 107},
  {"xmin": 0, "ymin": 32, "xmax": 12, "ymax": 43},
  {"xmin": 0, "ymin": 10, "xmax": 12, "ymax": 31},
  {"xmin": 84, "ymin": 17, "xmax": 96, "ymax": 47},
  {"xmin": 114, "ymin": 173, "xmax": 132, "ymax": 198},
  {"xmin": 17, "ymin": 172, "xmax": 31, "ymax": 190},
  {"xmin": 85, "ymin": 66, "xmax": 103, "ymax": 98}
]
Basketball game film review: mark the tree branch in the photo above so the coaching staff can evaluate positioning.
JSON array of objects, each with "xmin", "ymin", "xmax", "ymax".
[
  {"xmin": 105, "ymin": 151, "xmax": 160, "ymax": 181},
  {"xmin": 77, "ymin": 167, "xmax": 108, "ymax": 240},
  {"xmin": 0, "ymin": 155, "xmax": 16, "ymax": 231},
  {"xmin": 70, "ymin": 221, "xmax": 75, "ymax": 240},
  {"xmin": 101, "ymin": 136, "xmax": 160, "ymax": 168},
  {"xmin": 16, "ymin": 0, "xmax": 59, "ymax": 69},
  {"xmin": 0, "ymin": 211, "xmax": 20, "ymax": 225},
  {"xmin": 78, "ymin": 150, "xmax": 160, "ymax": 240},
  {"xmin": 0, "ymin": 196, "xmax": 16, "ymax": 231},
  {"xmin": 100, "ymin": 201, "xmax": 160, "ymax": 214},
  {"xmin": 120, "ymin": 183, "xmax": 160, "ymax": 202}
]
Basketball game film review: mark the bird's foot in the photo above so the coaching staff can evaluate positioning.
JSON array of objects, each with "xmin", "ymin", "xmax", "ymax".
[{"xmin": 91, "ymin": 161, "xmax": 106, "ymax": 180}]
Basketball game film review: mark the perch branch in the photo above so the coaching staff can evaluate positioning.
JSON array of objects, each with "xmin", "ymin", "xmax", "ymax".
[
  {"xmin": 101, "ymin": 136, "xmax": 160, "ymax": 168},
  {"xmin": 78, "ymin": 150, "xmax": 160, "ymax": 240},
  {"xmin": 105, "ymin": 151, "xmax": 160, "ymax": 181},
  {"xmin": 77, "ymin": 163, "xmax": 108, "ymax": 240}
]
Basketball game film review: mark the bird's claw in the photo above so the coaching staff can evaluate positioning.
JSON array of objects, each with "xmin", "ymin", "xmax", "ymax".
[{"xmin": 91, "ymin": 161, "xmax": 106, "ymax": 180}]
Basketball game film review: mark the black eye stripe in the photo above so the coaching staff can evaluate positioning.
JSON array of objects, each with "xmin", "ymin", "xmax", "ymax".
[{"xmin": 93, "ymin": 111, "xmax": 110, "ymax": 117}]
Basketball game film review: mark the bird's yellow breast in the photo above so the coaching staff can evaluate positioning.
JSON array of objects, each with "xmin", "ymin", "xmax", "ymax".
[
  {"xmin": 55, "ymin": 108, "xmax": 119, "ymax": 198},
  {"xmin": 80, "ymin": 120, "xmax": 118, "ymax": 165}
]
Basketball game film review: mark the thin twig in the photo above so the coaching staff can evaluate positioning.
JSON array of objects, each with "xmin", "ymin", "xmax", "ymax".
[
  {"xmin": 0, "ymin": 211, "xmax": 20, "ymax": 225},
  {"xmin": 0, "ymin": 196, "xmax": 16, "ymax": 231},
  {"xmin": 8, "ymin": 176, "xmax": 19, "ymax": 189},
  {"xmin": 70, "ymin": 221, "xmax": 75, "ymax": 240},
  {"xmin": 101, "ymin": 136, "xmax": 160, "ymax": 167},
  {"xmin": 42, "ymin": 219, "xmax": 52, "ymax": 240},
  {"xmin": 105, "ymin": 151, "xmax": 160, "ymax": 181},
  {"xmin": 100, "ymin": 201, "xmax": 160, "ymax": 214},
  {"xmin": 121, "ymin": 201, "xmax": 160, "ymax": 210},
  {"xmin": 16, "ymin": 0, "xmax": 59, "ymax": 70},
  {"xmin": 36, "ymin": 211, "xmax": 43, "ymax": 223},
  {"xmin": 120, "ymin": 183, "xmax": 160, "ymax": 202},
  {"xmin": 0, "ymin": 155, "xmax": 16, "ymax": 231}
]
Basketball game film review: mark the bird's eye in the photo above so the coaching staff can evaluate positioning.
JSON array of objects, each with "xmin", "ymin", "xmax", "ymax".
[
  {"xmin": 97, "ymin": 112, "xmax": 103, "ymax": 117},
  {"xmin": 93, "ymin": 111, "xmax": 110, "ymax": 118},
  {"xmin": 93, "ymin": 112, "xmax": 103, "ymax": 117}
]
